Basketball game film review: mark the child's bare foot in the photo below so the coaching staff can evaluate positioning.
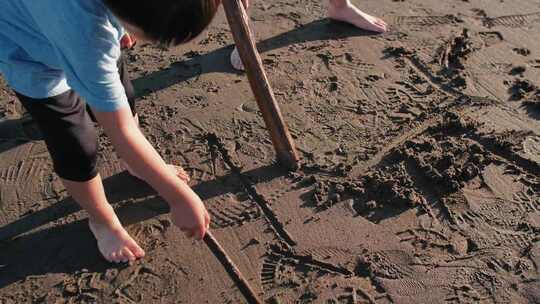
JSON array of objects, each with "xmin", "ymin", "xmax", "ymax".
[
  {"xmin": 122, "ymin": 160, "xmax": 190, "ymax": 183},
  {"xmin": 88, "ymin": 215, "xmax": 145, "ymax": 263},
  {"xmin": 328, "ymin": 3, "xmax": 387, "ymax": 33}
]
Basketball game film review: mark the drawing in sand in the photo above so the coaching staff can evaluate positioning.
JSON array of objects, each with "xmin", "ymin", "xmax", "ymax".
[{"xmin": 1, "ymin": 0, "xmax": 540, "ymax": 303}]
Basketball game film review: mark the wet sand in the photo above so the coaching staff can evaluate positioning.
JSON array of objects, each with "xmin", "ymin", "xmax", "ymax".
[{"xmin": 1, "ymin": 0, "xmax": 540, "ymax": 303}]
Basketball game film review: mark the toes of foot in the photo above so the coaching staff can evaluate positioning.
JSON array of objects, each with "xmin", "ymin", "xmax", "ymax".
[
  {"xmin": 113, "ymin": 250, "xmax": 126, "ymax": 263},
  {"xmin": 108, "ymin": 252, "xmax": 118, "ymax": 263},
  {"xmin": 130, "ymin": 244, "xmax": 145, "ymax": 258},
  {"xmin": 122, "ymin": 248, "xmax": 136, "ymax": 262},
  {"xmin": 114, "ymin": 252, "xmax": 123, "ymax": 263},
  {"xmin": 372, "ymin": 22, "xmax": 387, "ymax": 32},
  {"xmin": 376, "ymin": 20, "xmax": 387, "ymax": 27}
]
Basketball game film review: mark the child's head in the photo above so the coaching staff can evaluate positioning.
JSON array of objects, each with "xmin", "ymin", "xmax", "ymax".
[{"xmin": 103, "ymin": 0, "xmax": 220, "ymax": 46}]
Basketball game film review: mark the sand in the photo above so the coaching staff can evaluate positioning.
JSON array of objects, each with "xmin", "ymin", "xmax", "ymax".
[{"xmin": 1, "ymin": 0, "xmax": 540, "ymax": 303}]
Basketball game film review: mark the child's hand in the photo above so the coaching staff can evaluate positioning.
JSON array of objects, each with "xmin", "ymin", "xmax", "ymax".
[
  {"xmin": 93, "ymin": 107, "xmax": 210, "ymax": 240},
  {"xmin": 169, "ymin": 188, "xmax": 211, "ymax": 240}
]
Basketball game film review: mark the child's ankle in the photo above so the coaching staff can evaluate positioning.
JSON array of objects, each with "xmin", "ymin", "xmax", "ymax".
[
  {"xmin": 329, "ymin": 0, "xmax": 349, "ymax": 10},
  {"xmin": 88, "ymin": 207, "xmax": 121, "ymax": 228}
]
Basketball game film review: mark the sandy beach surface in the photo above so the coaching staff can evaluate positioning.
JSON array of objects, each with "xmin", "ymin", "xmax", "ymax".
[{"xmin": 1, "ymin": 0, "xmax": 540, "ymax": 303}]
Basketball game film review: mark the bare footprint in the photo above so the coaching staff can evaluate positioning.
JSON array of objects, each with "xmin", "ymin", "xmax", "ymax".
[{"xmin": 89, "ymin": 217, "xmax": 145, "ymax": 263}]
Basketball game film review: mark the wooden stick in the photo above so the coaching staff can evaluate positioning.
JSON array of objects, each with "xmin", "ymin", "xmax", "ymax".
[
  {"xmin": 203, "ymin": 231, "xmax": 262, "ymax": 304},
  {"xmin": 222, "ymin": 0, "xmax": 300, "ymax": 170}
]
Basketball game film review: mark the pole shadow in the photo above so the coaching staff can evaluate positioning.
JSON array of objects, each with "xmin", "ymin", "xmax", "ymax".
[
  {"xmin": 523, "ymin": 102, "xmax": 540, "ymax": 120},
  {"xmin": 0, "ymin": 19, "xmax": 375, "ymax": 156},
  {"xmin": 0, "ymin": 18, "xmax": 382, "ymax": 289},
  {"xmin": 133, "ymin": 19, "xmax": 377, "ymax": 98}
]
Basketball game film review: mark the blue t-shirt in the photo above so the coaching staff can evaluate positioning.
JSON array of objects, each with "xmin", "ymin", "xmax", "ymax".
[{"xmin": 0, "ymin": 0, "xmax": 128, "ymax": 112}]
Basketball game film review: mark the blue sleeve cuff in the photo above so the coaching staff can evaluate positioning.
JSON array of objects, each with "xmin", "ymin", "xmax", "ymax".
[{"xmin": 86, "ymin": 94, "xmax": 130, "ymax": 112}]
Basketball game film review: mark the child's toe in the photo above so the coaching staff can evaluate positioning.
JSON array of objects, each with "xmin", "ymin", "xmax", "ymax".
[
  {"xmin": 373, "ymin": 21, "xmax": 387, "ymax": 32},
  {"xmin": 115, "ymin": 250, "xmax": 126, "ymax": 263},
  {"xmin": 123, "ymin": 248, "xmax": 136, "ymax": 262},
  {"xmin": 104, "ymin": 254, "xmax": 113, "ymax": 263},
  {"xmin": 108, "ymin": 252, "xmax": 118, "ymax": 263},
  {"xmin": 129, "ymin": 243, "xmax": 145, "ymax": 258},
  {"xmin": 118, "ymin": 248, "xmax": 131, "ymax": 262}
]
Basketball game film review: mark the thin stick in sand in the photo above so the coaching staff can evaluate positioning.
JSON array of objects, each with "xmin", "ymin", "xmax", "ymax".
[{"xmin": 203, "ymin": 231, "xmax": 262, "ymax": 304}]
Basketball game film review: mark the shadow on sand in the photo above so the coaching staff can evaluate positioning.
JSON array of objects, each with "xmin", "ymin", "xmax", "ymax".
[
  {"xmin": 0, "ymin": 19, "xmax": 378, "ymax": 289},
  {"xmin": 0, "ymin": 19, "xmax": 374, "ymax": 157},
  {"xmin": 0, "ymin": 164, "xmax": 286, "ymax": 289},
  {"xmin": 133, "ymin": 19, "xmax": 376, "ymax": 98}
]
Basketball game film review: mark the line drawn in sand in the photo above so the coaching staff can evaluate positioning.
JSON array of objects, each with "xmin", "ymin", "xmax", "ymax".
[
  {"xmin": 483, "ymin": 12, "xmax": 540, "ymax": 28},
  {"xmin": 0, "ymin": 159, "xmax": 46, "ymax": 186},
  {"xmin": 392, "ymin": 15, "xmax": 463, "ymax": 27},
  {"xmin": 360, "ymin": 250, "xmax": 501, "ymax": 303},
  {"xmin": 261, "ymin": 246, "xmax": 389, "ymax": 303}
]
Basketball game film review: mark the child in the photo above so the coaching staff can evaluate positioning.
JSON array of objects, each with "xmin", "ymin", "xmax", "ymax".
[
  {"xmin": 230, "ymin": 0, "xmax": 388, "ymax": 70},
  {"xmin": 0, "ymin": 0, "xmax": 219, "ymax": 263}
]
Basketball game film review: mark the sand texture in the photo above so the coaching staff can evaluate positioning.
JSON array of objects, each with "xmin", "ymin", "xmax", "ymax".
[{"xmin": 1, "ymin": 0, "xmax": 540, "ymax": 303}]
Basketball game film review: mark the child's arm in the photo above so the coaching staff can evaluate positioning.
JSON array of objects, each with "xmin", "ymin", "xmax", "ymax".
[{"xmin": 93, "ymin": 106, "xmax": 210, "ymax": 240}]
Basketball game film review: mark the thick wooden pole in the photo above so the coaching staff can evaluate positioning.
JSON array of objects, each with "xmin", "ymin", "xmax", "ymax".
[
  {"xmin": 204, "ymin": 232, "xmax": 262, "ymax": 304},
  {"xmin": 222, "ymin": 0, "xmax": 299, "ymax": 170}
]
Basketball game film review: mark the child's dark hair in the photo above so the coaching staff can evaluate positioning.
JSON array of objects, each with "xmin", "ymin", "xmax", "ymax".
[{"xmin": 103, "ymin": 0, "xmax": 220, "ymax": 46}]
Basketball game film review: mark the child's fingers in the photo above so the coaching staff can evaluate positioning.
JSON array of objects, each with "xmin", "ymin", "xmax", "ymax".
[
  {"xmin": 204, "ymin": 210, "xmax": 211, "ymax": 230},
  {"xmin": 194, "ymin": 222, "xmax": 208, "ymax": 240},
  {"xmin": 178, "ymin": 168, "xmax": 190, "ymax": 182},
  {"xmin": 179, "ymin": 217, "xmax": 209, "ymax": 240},
  {"xmin": 170, "ymin": 165, "xmax": 190, "ymax": 183}
]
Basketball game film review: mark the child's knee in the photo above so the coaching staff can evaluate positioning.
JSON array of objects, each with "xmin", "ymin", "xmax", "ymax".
[{"xmin": 51, "ymin": 125, "xmax": 99, "ymax": 182}]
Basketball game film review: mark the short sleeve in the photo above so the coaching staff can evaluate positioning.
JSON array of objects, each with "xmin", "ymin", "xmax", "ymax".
[{"xmin": 24, "ymin": 0, "xmax": 129, "ymax": 112}]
